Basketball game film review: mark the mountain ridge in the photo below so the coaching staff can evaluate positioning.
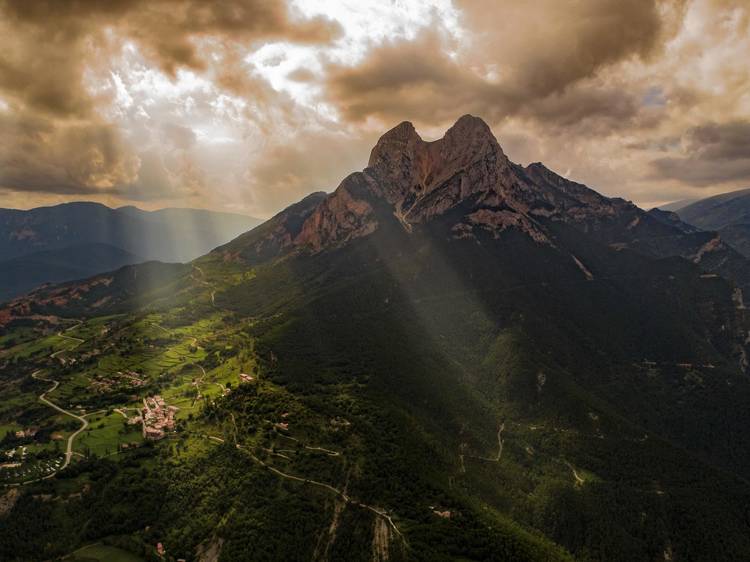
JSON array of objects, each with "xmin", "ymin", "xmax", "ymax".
[
  {"xmin": 0, "ymin": 201, "xmax": 262, "ymax": 263},
  {"xmin": 675, "ymin": 187, "xmax": 750, "ymax": 230},
  {"xmin": 4, "ymin": 116, "xmax": 750, "ymax": 560},
  {"xmin": 216, "ymin": 116, "xmax": 750, "ymax": 297}
]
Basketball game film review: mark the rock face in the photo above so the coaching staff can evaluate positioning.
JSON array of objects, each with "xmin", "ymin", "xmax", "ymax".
[
  {"xmin": 282, "ymin": 114, "xmax": 678, "ymax": 251},
  {"xmin": 366, "ymin": 115, "xmax": 511, "ymax": 213},
  {"xmin": 295, "ymin": 174, "xmax": 380, "ymax": 251},
  {"xmin": 288, "ymin": 115, "xmax": 549, "ymax": 250},
  {"xmin": 217, "ymin": 192, "xmax": 326, "ymax": 264}
]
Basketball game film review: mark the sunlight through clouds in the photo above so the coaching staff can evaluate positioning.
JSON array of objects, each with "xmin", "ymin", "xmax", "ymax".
[{"xmin": 0, "ymin": 0, "xmax": 748, "ymax": 215}]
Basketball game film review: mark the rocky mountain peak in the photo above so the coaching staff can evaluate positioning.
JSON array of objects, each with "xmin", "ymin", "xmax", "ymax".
[
  {"xmin": 290, "ymin": 115, "xmax": 531, "ymax": 250},
  {"xmin": 365, "ymin": 115, "xmax": 509, "ymax": 206},
  {"xmin": 236, "ymin": 115, "xmax": 663, "ymax": 259},
  {"xmin": 367, "ymin": 120, "xmax": 421, "ymax": 167},
  {"xmin": 368, "ymin": 115, "xmax": 502, "ymax": 175},
  {"xmin": 441, "ymin": 114, "xmax": 501, "ymax": 155},
  {"xmin": 366, "ymin": 120, "xmax": 425, "ymax": 195}
]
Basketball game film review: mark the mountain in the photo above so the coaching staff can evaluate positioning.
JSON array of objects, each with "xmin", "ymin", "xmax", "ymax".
[
  {"xmin": 675, "ymin": 188, "xmax": 750, "ymax": 230},
  {"xmin": 657, "ymin": 198, "xmax": 700, "ymax": 212},
  {"xmin": 0, "ymin": 243, "xmax": 144, "ymax": 302},
  {"xmin": 221, "ymin": 116, "xmax": 750, "ymax": 294},
  {"xmin": 0, "ymin": 202, "xmax": 261, "ymax": 303},
  {"xmin": 3, "ymin": 116, "xmax": 750, "ymax": 561},
  {"xmin": 646, "ymin": 208, "xmax": 701, "ymax": 234},
  {"xmin": 665, "ymin": 188, "xmax": 750, "ymax": 259},
  {"xmin": 0, "ymin": 202, "xmax": 262, "ymax": 263}
]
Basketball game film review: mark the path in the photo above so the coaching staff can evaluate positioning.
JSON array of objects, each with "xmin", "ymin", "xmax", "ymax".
[
  {"xmin": 192, "ymin": 265, "xmax": 218, "ymax": 307},
  {"xmin": 191, "ymin": 363, "xmax": 208, "ymax": 400},
  {"xmin": 472, "ymin": 422, "xmax": 505, "ymax": 463},
  {"xmin": 57, "ymin": 332, "xmax": 84, "ymax": 345},
  {"xmin": 50, "ymin": 327, "xmax": 85, "ymax": 359},
  {"xmin": 566, "ymin": 461, "xmax": 585, "ymax": 486},
  {"xmin": 62, "ymin": 320, "xmax": 84, "ymax": 333},
  {"xmin": 31, "ymin": 371, "xmax": 89, "ymax": 476},
  {"xmin": 493, "ymin": 423, "xmax": 505, "ymax": 462},
  {"xmin": 277, "ymin": 433, "xmax": 341, "ymax": 457},
  {"xmin": 113, "ymin": 407, "xmax": 140, "ymax": 423},
  {"xmin": 204, "ymin": 433, "xmax": 404, "ymax": 540}
]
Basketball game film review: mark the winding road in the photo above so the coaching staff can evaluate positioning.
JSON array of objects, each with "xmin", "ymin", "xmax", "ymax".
[
  {"xmin": 31, "ymin": 371, "xmax": 89, "ymax": 476},
  {"xmin": 8, "ymin": 324, "xmax": 90, "ymax": 484},
  {"xmin": 471, "ymin": 422, "xmax": 505, "ymax": 463},
  {"xmin": 493, "ymin": 423, "xmax": 505, "ymax": 462},
  {"xmin": 205, "ymin": 433, "xmax": 405, "ymax": 541}
]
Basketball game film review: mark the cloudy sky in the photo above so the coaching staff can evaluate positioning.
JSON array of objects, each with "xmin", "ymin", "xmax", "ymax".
[{"xmin": 0, "ymin": 0, "xmax": 748, "ymax": 217}]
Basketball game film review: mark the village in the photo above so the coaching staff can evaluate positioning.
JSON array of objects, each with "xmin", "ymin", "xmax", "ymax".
[
  {"xmin": 141, "ymin": 395, "xmax": 178, "ymax": 440},
  {"xmin": 107, "ymin": 371, "xmax": 259, "ymax": 441},
  {"xmin": 1, "ymin": 364, "xmax": 260, "ymax": 486}
]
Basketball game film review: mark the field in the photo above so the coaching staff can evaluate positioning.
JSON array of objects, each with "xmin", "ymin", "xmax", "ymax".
[{"xmin": 74, "ymin": 411, "xmax": 144, "ymax": 457}]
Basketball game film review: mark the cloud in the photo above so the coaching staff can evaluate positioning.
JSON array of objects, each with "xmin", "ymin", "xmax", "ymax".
[
  {"xmin": 0, "ymin": 109, "xmax": 140, "ymax": 195},
  {"xmin": 651, "ymin": 121, "xmax": 750, "ymax": 186},
  {"xmin": 1, "ymin": 0, "xmax": 341, "ymax": 81},
  {"xmin": 0, "ymin": 0, "xmax": 341, "ymax": 118},
  {"xmin": 326, "ymin": 31, "xmax": 501, "ymax": 124},
  {"xmin": 242, "ymin": 129, "xmax": 376, "ymax": 216},
  {"xmin": 325, "ymin": 0, "xmax": 682, "ymax": 129},
  {"xmin": 0, "ymin": 0, "xmax": 748, "ymax": 213},
  {"xmin": 0, "ymin": 0, "xmax": 341, "ymax": 203},
  {"xmin": 0, "ymin": 13, "xmax": 99, "ymax": 117},
  {"xmin": 161, "ymin": 122, "xmax": 197, "ymax": 150},
  {"xmin": 454, "ymin": 0, "xmax": 677, "ymax": 98},
  {"xmin": 117, "ymin": 149, "xmax": 204, "ymax": 201}
]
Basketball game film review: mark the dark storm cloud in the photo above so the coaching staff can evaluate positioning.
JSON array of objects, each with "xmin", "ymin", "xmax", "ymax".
[
  {"xmin": 326, "ymin": 0, "xmax": 681, "ymax": 128},
  {"xmin": 326, "ymin": 31, "xmax": 500, "ymax": 124},
  {"xmin": 0, "ymin": 110, "xmax": 139, "ymax": 195},
  {"xmin": 1, "ymin": 0, "xmax": 341, "ymax": 79},
  {"xmin": 454, "ymin": 0, "xmax": 676, "ymax": 99},
  {"xmin": 0, "ymin": 0, "xmax": 340, "ymax": 116},
  {"xmin": 651, "ymin": 121, "xmax": 750, "ymax": 186}
]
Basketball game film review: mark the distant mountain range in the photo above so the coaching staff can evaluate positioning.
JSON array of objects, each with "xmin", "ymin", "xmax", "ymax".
[
  {"xmin": 672, "ymin": 188, "xmax": 750, "ymax": 229},
  {"xmin": 656, "ymin": 198, "xmax": 700, "ymax": 212},
  {"xmin": 0, "ymin": 202, "xmax": 261, "ymax": 301},
  {"xmin": 659, "ymin": 188, "xmax": 750, "ymax": 258}
]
